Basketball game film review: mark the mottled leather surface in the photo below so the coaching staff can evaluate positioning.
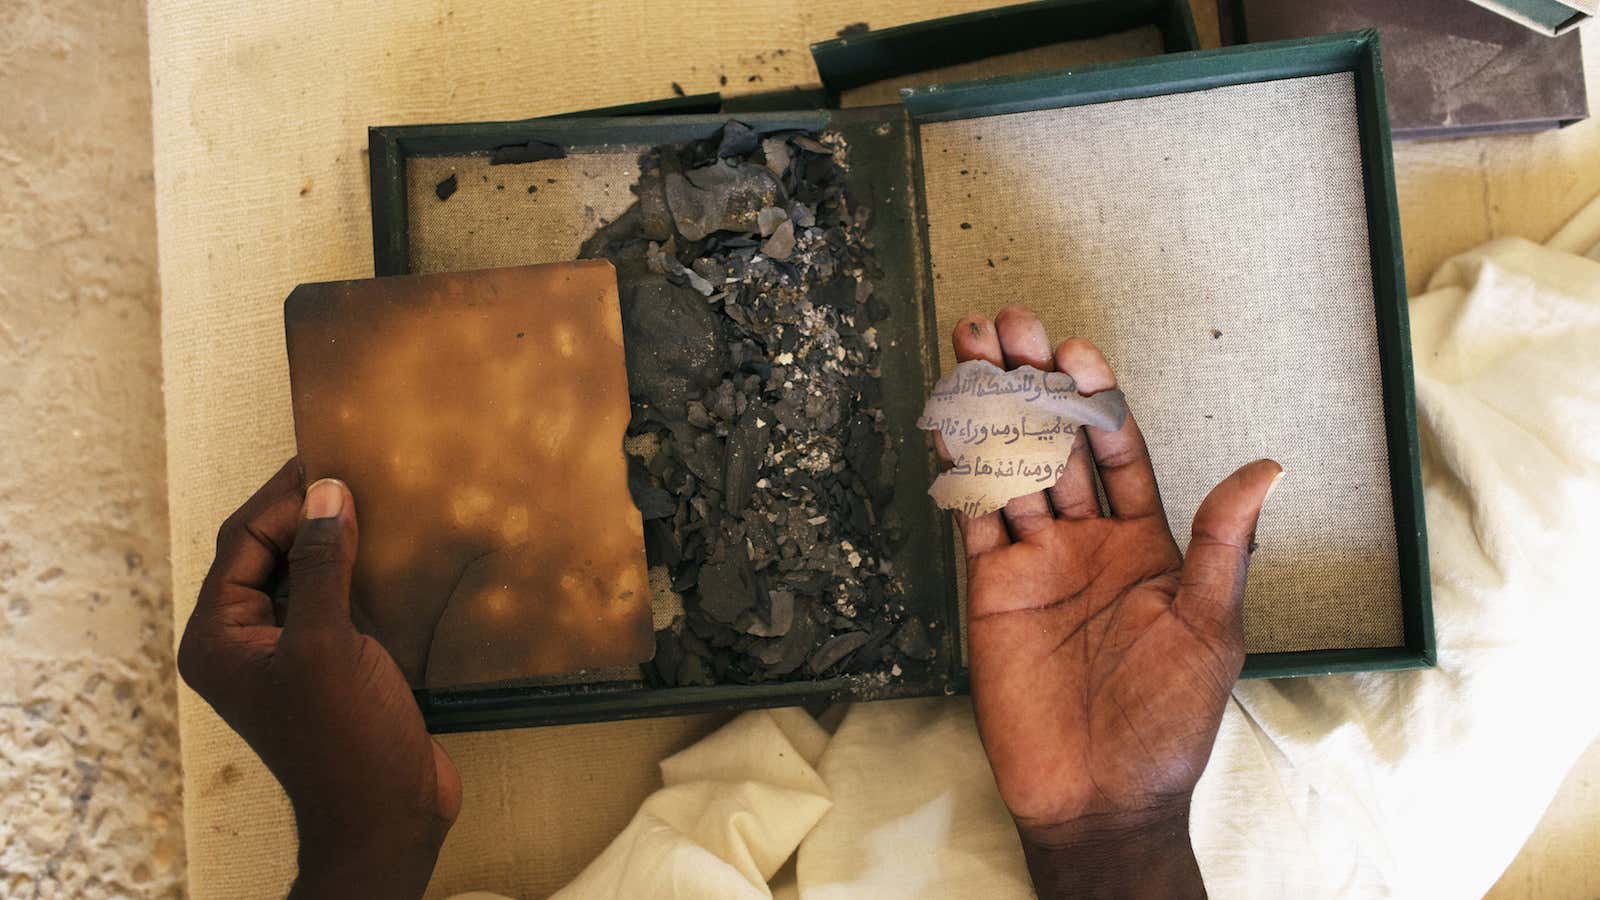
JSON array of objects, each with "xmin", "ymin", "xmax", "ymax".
[{"xmin": 285, "ymin": 261, "xmax": 654, "ymax": 688}]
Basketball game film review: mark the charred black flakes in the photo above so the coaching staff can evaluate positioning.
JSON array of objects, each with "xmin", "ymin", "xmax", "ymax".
[
  {"xmin": 892, "ymin": 616, "xmax": 936, "ymax": 661},
  {"xmin": 488, "ymin": 139, "xmax": 566, "ymax": 166},
  {"xmin": 717, "ymin": 120, "xmax": 761, "ymax": 158},
  {"xmin": 628, "ymin": 468, "xmax": 678, "ymax": 520},
  {"xmin": 581, "ymin": 122, "xmax": 910, "ymax": 687},
  {"xmin": 809, "ymin": 630, "xmax": 870, "ymax": 675}
]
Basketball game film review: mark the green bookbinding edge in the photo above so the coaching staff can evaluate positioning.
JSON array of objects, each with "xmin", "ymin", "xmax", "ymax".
[{"xmin": 365, "ymin": 33, "xmax": 1434, "ymax": 731}]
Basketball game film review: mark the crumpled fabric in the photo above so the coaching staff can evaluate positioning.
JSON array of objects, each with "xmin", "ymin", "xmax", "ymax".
[
  {"xmin": 458, "ymin": 200, "xmax": 1600, "ymax": 900},
  {"xmin": 547, "ymin": 707, "xmax": 832, "ymax": 899}
]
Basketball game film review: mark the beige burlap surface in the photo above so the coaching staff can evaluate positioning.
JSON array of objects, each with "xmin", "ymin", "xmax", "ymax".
[
  {"xmin": 922, "ymin": 72, "xmax": 1403, "ymax": 653},
  {"xmin": 149, "ymin": 0, "xmax": 1600, "ymax": 894},
  {"xmin": 407, "ymin": 155, "xmax": 643, "ymax": 274}
]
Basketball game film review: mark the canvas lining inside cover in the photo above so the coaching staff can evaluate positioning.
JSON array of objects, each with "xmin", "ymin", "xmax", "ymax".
[{"xmin": 920, "ymin": 72, "xmax": 1404, "ymax": 654}]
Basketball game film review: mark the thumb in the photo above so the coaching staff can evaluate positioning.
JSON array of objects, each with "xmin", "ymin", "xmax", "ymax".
[
  {"xmin": 1172, "ymin": 460, "xmax": 1284, "ymax": 650},
  {"xmin": 284, "ymin": 477, "xmax": 359, "ymax": 634}
]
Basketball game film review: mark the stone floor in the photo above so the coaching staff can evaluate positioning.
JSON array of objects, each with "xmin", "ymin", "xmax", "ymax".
[
  {"xmin": 0, "ymin": 0, "xmax": 184, "ymax": 896},
  {"xmin": 0, "ymin": 0, "xmax": 1593, "ymax": 896}
]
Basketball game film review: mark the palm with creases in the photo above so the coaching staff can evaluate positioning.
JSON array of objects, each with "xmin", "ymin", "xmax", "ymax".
[{"xmin": 944, "ymin": 308, "xmax": 1282, "ymax": 843}]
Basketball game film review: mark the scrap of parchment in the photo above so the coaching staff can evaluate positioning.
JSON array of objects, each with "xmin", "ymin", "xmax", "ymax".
[{"xmin": 916, "ymin": 360, "xmax": 1128, "ymax": 517}]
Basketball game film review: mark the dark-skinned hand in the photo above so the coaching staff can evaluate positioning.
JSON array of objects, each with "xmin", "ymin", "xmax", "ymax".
[
  {"xmin": 177, "ymin": 459, "xmax": 461, "ymax": 899},
  {"xmin": 947, "ymin": 308, "xmax": 1282, "ymax": 899},
  {"xmin": 180, "ymin": 309, "xmax": 1274, "ymax": 899}
]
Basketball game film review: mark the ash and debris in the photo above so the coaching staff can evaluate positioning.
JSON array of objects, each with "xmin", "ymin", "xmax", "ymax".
[{"xmin": 580, "ymin": 122, "xmax": 936, "ymax": 686}]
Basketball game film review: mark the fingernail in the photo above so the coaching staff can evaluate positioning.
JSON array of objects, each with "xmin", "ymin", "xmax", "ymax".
[
  {"xmin": 1262, "ymin": 468, "xmax": 1287, "ymax": 508},
  {"xmin": 304, "ymin": 478, "xmax": 346, "ymax": 519}
]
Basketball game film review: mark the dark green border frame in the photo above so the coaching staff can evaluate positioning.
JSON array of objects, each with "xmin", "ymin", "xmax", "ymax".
[
  {"xmin": 810, "ymin": 0, "xmax": 1199, "ymax": 102},
  {"xmin": 365, "ymin": 32, "xmax": 1434, "ymax": 731},
  {"xmin": 902, "ymin": 31, "xmax": 1434, "ymax": 680},
  {"xmin": 1485, "ymin": 0, "xmax": 1590, "ymax": 33}
]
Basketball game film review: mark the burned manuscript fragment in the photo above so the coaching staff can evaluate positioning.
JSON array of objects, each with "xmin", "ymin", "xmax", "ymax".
[
  {"xmin": 918, "ymin": 360, "xmax": 1128, "ymax": 517},
  {"xmin": 582, "ymin": 122, "xmax": 924, "ymax": 687}
]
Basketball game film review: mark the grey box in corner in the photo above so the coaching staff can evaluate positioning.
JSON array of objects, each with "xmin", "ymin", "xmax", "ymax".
[
  {"xmin": 1220, "ymin": 0, "xmax": 1588, "ymax": 139},
  {"xmin": 1466, "ymin": 0, "xmax": 1594, "ymax": 35}
]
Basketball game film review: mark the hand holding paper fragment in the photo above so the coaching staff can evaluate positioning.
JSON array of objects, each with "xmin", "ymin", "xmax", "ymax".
[{"xmin": 916, "ymin": 359, "xmax": 1128, "ymax": 517}]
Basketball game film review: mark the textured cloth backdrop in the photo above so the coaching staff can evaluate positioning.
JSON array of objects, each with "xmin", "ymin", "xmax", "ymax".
[
  {"xmin": 149, "ymin": 0, "xmax": 1600, "ymax": 895},
  {"xmin": 919, "ymin": 72, "xmax": 1400, "ymax": 654}
]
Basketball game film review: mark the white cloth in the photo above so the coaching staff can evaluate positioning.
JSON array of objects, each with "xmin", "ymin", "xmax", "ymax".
[
  {"xmin": 1189, "ymin": 226, "xmax": 1600, "ymax": 897},
  {"xmin": 548, "ymin": 708, "xmax": 833, "ymax": 899},
  {"xmin": 455, "ymin": 199, "xmax": 1600, "ymax": 899}
]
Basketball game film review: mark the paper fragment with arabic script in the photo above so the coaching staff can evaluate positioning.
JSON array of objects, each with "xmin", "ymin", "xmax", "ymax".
[{"xmin": 916, "ymin": 360, "xmax": 1128, "ymax": 517}]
